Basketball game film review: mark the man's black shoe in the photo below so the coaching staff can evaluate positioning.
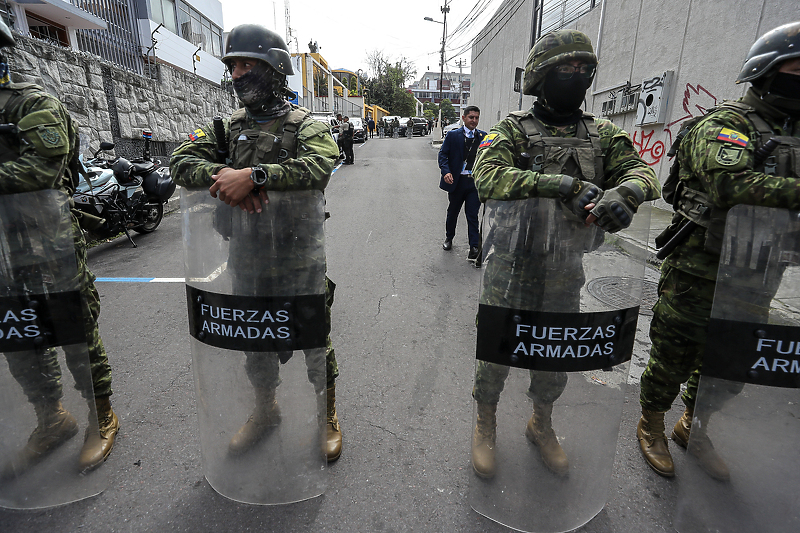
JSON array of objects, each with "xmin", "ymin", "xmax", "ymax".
[
  {"xmin": 468, "ymin": 246, "xmax": 480, "ymax": 262},
  {"xmin": 443, "ymin": 239, "xmax": 453, "ymax": 251}
]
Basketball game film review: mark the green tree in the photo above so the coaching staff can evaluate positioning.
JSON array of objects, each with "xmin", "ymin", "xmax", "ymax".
[
  {"xmin": 439, "ymin": 99, "xmax": 458, "ymax": 121},
  {"xmin": 423, "ymin": 102, "xmax": 439, "ymax": 120},
  {"xmin": 364, "ymin": 50, "xmax": 417, "ymax": 116}
]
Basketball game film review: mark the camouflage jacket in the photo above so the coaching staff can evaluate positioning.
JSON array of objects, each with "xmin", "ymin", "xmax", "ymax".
[
  {"xmin": 0, "ymin": 82, "xmax": 75, "ymax": 195},
  {"xmin": 473, "ymin": 109, "xmax": 660, "ymax": 202},
  {"xmin": 665, "ymin": 89, "xmax": 800, "ymax": 280},
  {"xmin": 170, "ymin": 104, "xmax": 339, "ymax": 191}
]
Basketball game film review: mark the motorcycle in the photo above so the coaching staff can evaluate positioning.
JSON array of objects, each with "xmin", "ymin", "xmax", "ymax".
[{"xmin": 73, "ymin": 129, "xmax": 176, "ymax": 247}]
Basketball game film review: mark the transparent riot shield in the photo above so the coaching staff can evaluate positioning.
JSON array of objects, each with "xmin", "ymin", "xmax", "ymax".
[
  {"xmin": 0, "ymin": 190, "xmax": 104, "ymax": 509},
  {"xmin": 675, "ymin": 205, "xmax": 800, "ymax": 533},
  {"xmin": 470, "ymin": 198, "xmax": 650, "ymax": 532},
  {"xmin": 182, "ymin": 189, "xmax": 327, "ymax": 504}
]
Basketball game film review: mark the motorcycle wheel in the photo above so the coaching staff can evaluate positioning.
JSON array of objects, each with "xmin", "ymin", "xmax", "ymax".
[{"xmin": 133, "ymin": 200, "xmax": 163, "ymax": 234}]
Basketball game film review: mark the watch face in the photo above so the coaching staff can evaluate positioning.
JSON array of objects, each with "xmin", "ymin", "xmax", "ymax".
[{"xmin": 251, "ymin": 167, "xmax": 267, "ymax": 186}]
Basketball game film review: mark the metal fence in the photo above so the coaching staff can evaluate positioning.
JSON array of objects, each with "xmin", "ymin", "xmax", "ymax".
[{"xmin": 71, "ymin": 0, "xmax": 144, "ymax": 75}]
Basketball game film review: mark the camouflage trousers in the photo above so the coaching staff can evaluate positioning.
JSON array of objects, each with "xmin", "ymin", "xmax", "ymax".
[
  {"xmin": 244, "ymin": 276, "xmax": 339, "ymax": 393},
  {"xmin": 640, "ymin": 265, "xmax": 743, "ymax": 412},
  {"xmin": 472, "ymin": 255, "xmax": 581, "ymax": 405},
  {"xmin": 4, "ymin": 215, "xmax": 112, "ymax": 403}
]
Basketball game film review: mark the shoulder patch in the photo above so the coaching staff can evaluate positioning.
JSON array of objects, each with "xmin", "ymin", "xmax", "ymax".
[
  {"xmin": 479, "ymin": 133, "xmax": 498, "ymax": 148},
  {"xmin": 714, "ymin": 144, "xmax": 744, "ymax": 166},
  {"xmin": 716, "ymin": 128, "xmax": 748, "ymax": 148},
  {"xmin": 188, "ymin": 128, "xmax": 206, "ymax": 141},
  {"xmin": 40, "ymin": 127, "xmax": 61, "ymax": 146}
]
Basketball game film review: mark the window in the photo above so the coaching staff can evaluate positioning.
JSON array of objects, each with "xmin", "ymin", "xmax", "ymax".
[
  {"xmin": 152, "ymin": 0, "xmax": 177, "ymax": 33},
  {"xmin": 175, "ymin": 1, "xmax": 222, "ymax": 57},
  {"xmin": 540, "ymin": 0, "xmax": 597, "ymax": 35}
]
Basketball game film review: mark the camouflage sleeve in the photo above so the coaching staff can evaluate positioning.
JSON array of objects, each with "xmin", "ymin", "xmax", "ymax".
[
  {"xmin": 0, "ymin": 93, "xmax": 71, "ymax": 194},
  {"xmin": 684, "ymin": 111, "xmax": 800, "ymax": 209},
  {"xmin": 596, "ymin": 119, "xmax": 661, "ymax": 200},
  {"xmin": 473, "ymin": 119, "xmax": 564, "ymax": 202},
  {"xmin": 257, "ymin": 118, "xmax": 338, "ymax": 192},
  {"xmin": 169, "ymin": 122, "xmax": 226, "ymax": 188}
]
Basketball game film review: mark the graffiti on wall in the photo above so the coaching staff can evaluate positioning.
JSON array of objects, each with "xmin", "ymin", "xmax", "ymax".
[{"xmin": 632, "ymin": 82, "xmax": 718, "ymax": 166}]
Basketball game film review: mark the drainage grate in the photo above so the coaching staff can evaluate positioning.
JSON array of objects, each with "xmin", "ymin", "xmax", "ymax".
[{"xmin": 586, "ymin": 277, "xmax": 659, "ymax": 316}]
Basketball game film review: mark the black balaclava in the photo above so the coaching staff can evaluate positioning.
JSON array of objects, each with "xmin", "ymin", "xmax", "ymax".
[
  {"xmin": 752, "ymin": 69, "xmax": 800, "ymax": 115},
  {"xmin": 541, "ymin": 66, "xmax": 592, "ymax": 116},
  {"xmin": 231, "ymin": 61, "xmax": 290, "ymax": 121}
]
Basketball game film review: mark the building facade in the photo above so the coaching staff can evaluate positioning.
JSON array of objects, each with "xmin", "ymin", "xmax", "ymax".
[{"xmin": 410, "ymin": 70, "xmax": 470, "ymax": 109}]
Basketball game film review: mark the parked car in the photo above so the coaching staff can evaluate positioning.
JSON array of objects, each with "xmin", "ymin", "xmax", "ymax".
[
  {"xmin": 397, "ymin": 118, "xmax": 412, "ymax": 136},
  {"xmin": 442, "ymin": 121, "xmax": 462, "ymax": 137},
  {"xmin": 349, "ymin": 117, "xmax": 367, "ymax": 142},
  {"xmin": 411, "ymin": 117, "xmax": 428, "ymax": 136}
]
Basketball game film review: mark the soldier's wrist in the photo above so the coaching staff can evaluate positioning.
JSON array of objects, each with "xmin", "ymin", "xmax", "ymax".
[
  {"xmin": 250, "ymin": 166, "xmax": 267, "ymax": 190},
  {"xmin": 537, "ymin": 174, "xmax": 573, "ymax": 199}
]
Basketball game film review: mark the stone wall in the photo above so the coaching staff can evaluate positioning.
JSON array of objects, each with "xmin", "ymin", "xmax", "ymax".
[{"xmin": 6, "ymin": 34, "xmax": 238, "ymax": 160}]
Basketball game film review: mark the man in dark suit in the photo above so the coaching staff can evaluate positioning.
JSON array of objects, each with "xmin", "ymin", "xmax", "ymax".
[{"xmin": 438, "ymin": 105, "xmax": 485, "ymax": 265}]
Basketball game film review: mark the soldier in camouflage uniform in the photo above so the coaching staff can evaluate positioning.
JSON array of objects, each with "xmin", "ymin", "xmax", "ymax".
[
  {"xmin": 470, "ymin": 29, "xmax": 660, "ymax": 478},
  {"xmin": 0, "ymin": 19, "xmax": 119, "ymax": 477},
  {"xmin": 170, "ymin": 24, "xmax": 344, "ymax": 462},
  {"xmin": 638, "ymin": 22, "xmax": 800, "ymax": 480}
]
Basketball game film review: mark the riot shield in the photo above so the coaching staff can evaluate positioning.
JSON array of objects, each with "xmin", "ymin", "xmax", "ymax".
[
  {"xmin": 470, "ymin": 197, "xmax": 650, "ymax": 532},
  {"xmin": 675, "ymin": 205, "xmax": 800, "ymax": 533},
  {"xmin": 182, "ymin": 189, "xmax": 327, "ymax": 504},
  {"xmin": 0, "ymin": 189, "xmax": 105, "ymax": 509}
]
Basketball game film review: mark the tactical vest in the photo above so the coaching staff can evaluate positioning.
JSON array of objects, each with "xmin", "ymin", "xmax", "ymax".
[
  {"xmin": 0, "ymin": 82, "xmax": 80, "ymax": 192},
  {"xmin": 502, "ymin": 110, "xmax": 606, "ymax": 257},
  {"xmin": 507, "ymin": 110, "xmax": 605, "ymax": 188},
  {"xmin": 662, "ymin": 101, "xmax": 800, "ymax": 255},
  {"xmin": 227, "ymin": 106, "xmax": 310, "ymax": 168}
]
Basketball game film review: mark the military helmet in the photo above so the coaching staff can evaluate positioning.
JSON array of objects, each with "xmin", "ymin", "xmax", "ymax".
[
  {"xmin": 523, "ymin": 29, "xmax": 597, "ymax": 96},
  {"xmin": 0, "ymin": 18, "xmax": 15, "ymax": 48},
  {"xmin": 223, "ymin": 24, "xmax": 294, "ymax": 76},
  {"xmin": 736, "ymin": 21, "xmax": 800, "ymax": 84}
]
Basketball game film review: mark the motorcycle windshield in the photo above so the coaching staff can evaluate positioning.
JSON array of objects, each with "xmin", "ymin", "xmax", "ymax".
[
  {"xmin": 0, "ymin": 190, "xmax": 105, "ymax": 509},
  {"xmin": 675, "ymin": 205, "xmax": 800, "ymax": 533},
  {"xmin": 181, "ymin": 189, "xmax": 327, "ymax": 505},
  {"xmin": 470, "ymin": 198, "xmax": 650, "ymax": 532}
]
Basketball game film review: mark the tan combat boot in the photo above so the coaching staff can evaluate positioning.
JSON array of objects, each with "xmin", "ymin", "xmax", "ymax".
[
  {"xmin": 471, "ymin": 402, "xmax": 497, "ymax": 478},
  {"xmin": 2, "ymin": 400, "xmax": 79, "ymax": 479},
  {"xmin": 526, "ymin": 402, "xmax": 569, "ymax": 476},
  {"xmin": 79, "ymin": 396, "xmax": 120, "ymax": 473},
  {"xmin": 326, "ymin": 384, "xmax": 342, "ymax": 462},
  {"xmin": 229, "ymin": 387, "xmax": 281, "ymax": 455},
  {"xmin": 672, "ymin": 407, "xmax": 730, "ymax": 481},
  {"xmin": 637, "ymin": 409, "xmax": 674, "ymax": 477}
]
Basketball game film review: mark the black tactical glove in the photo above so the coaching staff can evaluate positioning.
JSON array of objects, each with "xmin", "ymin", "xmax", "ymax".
[
  {"xmin": 555, "ymin": 175, "xmax": 601, "ymax": 221},
  {"xmin": 589, "ymin": 182, "xmax": 646, "ymax": 233}
]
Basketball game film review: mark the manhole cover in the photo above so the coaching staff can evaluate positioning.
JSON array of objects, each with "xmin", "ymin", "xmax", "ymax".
[{"xmin": 586, "ymin": 277, "xmax": 658, "ymax": 316}]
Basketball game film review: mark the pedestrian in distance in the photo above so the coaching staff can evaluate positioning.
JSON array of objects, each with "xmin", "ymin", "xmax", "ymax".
[
  {"xmin": 438, "ymin": 105, "xmax": 486, "ymax": 265},
  {"xmin": 340, "ymin": 116, "xmax": 354, "ymax": 164},
  {"xmin": 0, "ymin": 18, "xmax": 120, "ymax": 479},
  {"xmin": 368, "ymin": 116, "xmax": 375, "ymax": 138},
  {"xmin": 169, "ymin": 23, "xmax": 344, "ymax": 463},
  {"xmin": 637, "ymin": 21, "xmax": 800, "ymax": 481}
]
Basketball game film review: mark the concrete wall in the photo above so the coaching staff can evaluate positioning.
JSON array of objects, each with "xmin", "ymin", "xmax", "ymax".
[
  {"xmin": 7, "ymin": 33, "xmax": 237, "ymax": 159},
  {"xmin": 471, "ymin": 0, "xmax": 796, "ymax": 189}
]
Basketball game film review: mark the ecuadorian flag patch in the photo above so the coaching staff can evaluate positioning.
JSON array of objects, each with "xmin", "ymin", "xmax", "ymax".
[
  {"xmin": 716, "ymin": 128, "xmax": 748, "ymax": 147},
  {"xmin": 479, "ymin": 133, "xmax": 498, "ymax": 148},
  {"xmin": 188, "ymin": 128, "xmax": 206, "ymax": 141}
]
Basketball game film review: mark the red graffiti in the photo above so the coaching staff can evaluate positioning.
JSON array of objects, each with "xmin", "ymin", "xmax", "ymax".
[
  {"xmin": 633, "ymin": 83, "xmax": 718, "ymax": 164},
  {"xmin": 632, "ymin": 129, "xmax": 665, "ymax": 166}
]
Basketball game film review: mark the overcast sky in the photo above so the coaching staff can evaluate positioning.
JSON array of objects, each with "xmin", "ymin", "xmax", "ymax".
[{"xmin": 220, "ymin": 0, "xmax": 505, "ymax": 80}]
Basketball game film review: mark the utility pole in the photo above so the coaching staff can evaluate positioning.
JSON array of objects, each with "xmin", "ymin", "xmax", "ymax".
[
  {"xmin": 438, "ymin": 0, "xmax": 450, "ymax": 108},
  {"xmin": 455, "ymin": 58, "xmax": 466, "ymax": 112}
]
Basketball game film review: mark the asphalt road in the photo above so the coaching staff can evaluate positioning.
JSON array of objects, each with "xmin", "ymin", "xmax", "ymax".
[{"xmin": 1, "ymin": 135, "xmax": 693, "ymax": 533}]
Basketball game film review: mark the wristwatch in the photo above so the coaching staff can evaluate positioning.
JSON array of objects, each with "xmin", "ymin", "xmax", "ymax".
[{"xmin": 250, "ymin": 166, "xmax": 267, "ymax": 189}]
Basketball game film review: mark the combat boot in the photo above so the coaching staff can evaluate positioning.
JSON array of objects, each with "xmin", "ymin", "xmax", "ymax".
[
  {"xmin": 79, "ymin": 396, "xmax": 120, "ymax": 473},
  {"xmin": 525, "ymin": 402, "xmax": 569, "ymax": 476},
  {"xmin": 2, "ymin": 400, "xmax": 78, "ymax": 479},
  {"xmin": 471, "ymin": 402, "xmax": 497, "ymax": 478},
  {"xmin": 672, "ymin": 408, "xmax": 730, "ymax": 481},
  {"xmin": 637, "ymin": 409, "xmax": 674, "ymax": 477},
  {"xmin": 326, "ymin": 384, "xmax": 342, "ymax": 462},
  {"xmin": 229, "ymin": 387, "xmax": 281, "ymax": 455}
]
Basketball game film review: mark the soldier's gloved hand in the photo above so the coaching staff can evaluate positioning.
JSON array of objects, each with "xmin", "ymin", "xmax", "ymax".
[
  {"xmin": 538, "ymin": 175, "xmax": 601, "ymax": 221},
  {"xmin": 589, "ymin": 182, "xmax": 646, "ymax": 233}
]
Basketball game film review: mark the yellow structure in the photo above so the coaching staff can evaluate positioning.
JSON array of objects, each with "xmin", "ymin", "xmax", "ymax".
[{"xmin": 364, "ymin": 104, "xmax": 389, "ymax": 122}]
